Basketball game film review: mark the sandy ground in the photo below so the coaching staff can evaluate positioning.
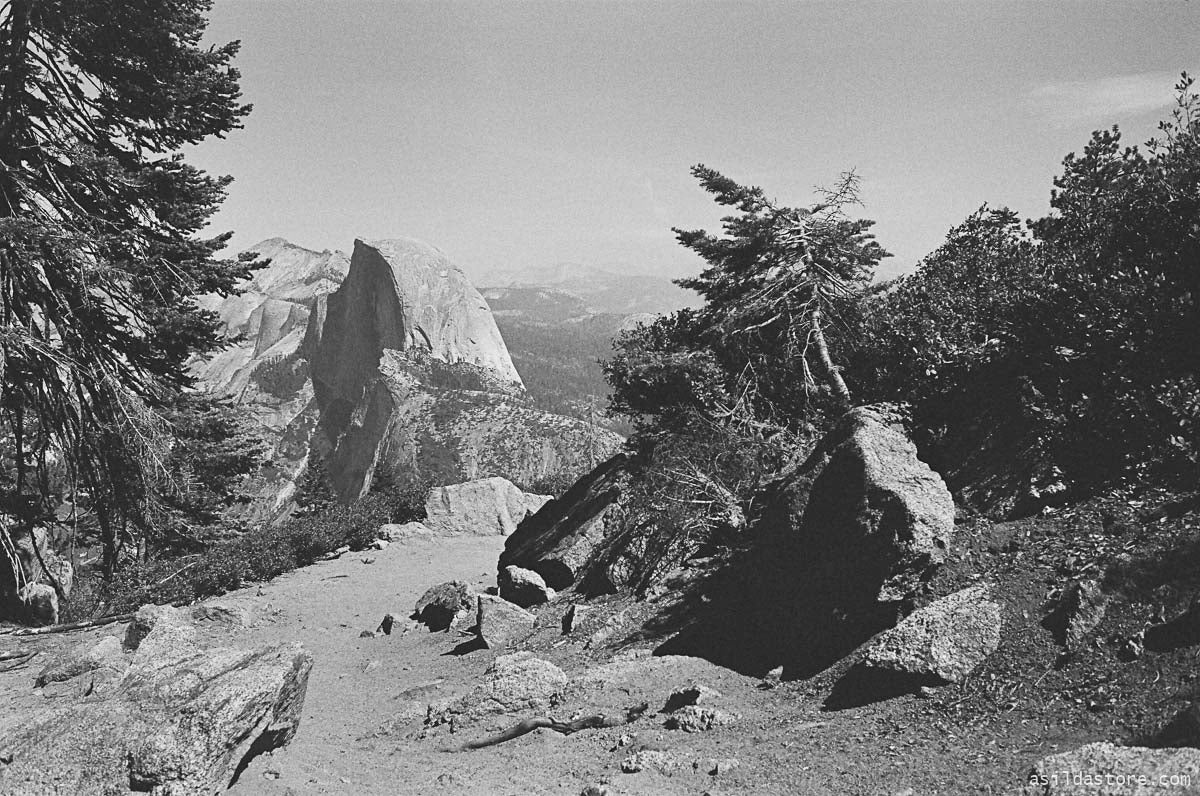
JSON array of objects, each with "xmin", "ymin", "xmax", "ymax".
[{"xmin": 0, "ymin": 528, "xmax": 1116, "ymax": 796}]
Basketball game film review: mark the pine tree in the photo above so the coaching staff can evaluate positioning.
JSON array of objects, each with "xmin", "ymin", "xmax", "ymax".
[{"xmin": 0, "ymin": 0, "xmax": 251, "ymax": 573}]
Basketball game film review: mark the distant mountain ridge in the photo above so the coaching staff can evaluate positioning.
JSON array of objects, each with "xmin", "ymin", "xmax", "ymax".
[{"xmin": 481, "ymin": 261, "xmax": 700, "ymax": 316}]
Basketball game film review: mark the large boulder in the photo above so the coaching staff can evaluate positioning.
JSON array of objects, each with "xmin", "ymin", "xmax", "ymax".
[
  {"xmin": 476, "ymin": 594, "xmax": 536, "ymax": 649},
  {"xmin": 794, "ymin": 405, "xmax": 955, "ymax": 604},
  {"xmin": 0, "ymin": 609, "xmax": 312, "ymax": 795},
  {"xmin": 1022, "ymin": 742, "xmax": 1200, "ymax": 794},
  {"xmin": 458, "ymin": 653, "xmax": 567, "ymax": 717},
  {"xmin": 498, "ymin": 565, "xmax": 555, "ymax": 607},
  {"xmin": 862, "ymin": 583, "xmax": 1002, "ymax": 684},
  {"xmin": 499, "ymin": 453, "xmax": 632, "ymax": 590},
  {"xmin": 35, "ymin": 636, "xmax": 125, "ymax": 688},
  {"xmin": 423, "ymin": 477, "xmax": 551, "ymax": 536}
]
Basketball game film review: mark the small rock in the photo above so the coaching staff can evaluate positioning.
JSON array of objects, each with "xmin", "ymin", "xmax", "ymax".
[
  {"xmin": 476, "ymin": 594, "xmax": 536, "ymax": 649},
  {"xmin": 697, "ymin": 757, "xmax": 740, "ymax": 776},
  {"xmin": 372, "ymin": 539, "xmax": 390, "ymax": 550},
  {"xmin": 616, "ymin": 733, "xmax": 635, "ymax": 747},
  {"xmin": 918, "ymin": 685, "xmax": 939, "ymax": 699},
  {"xmin": 359, "ymin": 630, "xmax": 376, "ymax": 638},
  {"xmin": 361, "ymin": 557, "xmax": 376, "ymax": 565},
  {"xmin": 378, "ymin": 614, "xmax": 396, "ymax": 635},
  {"xmin": 498, "ymin": 565, "xmax": 555, "ymax": 608},
  {"xmin": 123, "ymin": 604, "xmax": 193, "ymax": 654},
  {"xmin": 862, "ymin": 583, "xmax": 1002, "ymax": 683},
  {"xmin": 20, "ymin": 583, "xmax": 58, "ymax": 626},
  {"xmin": 663, "ymin": 683, "xmax": 723, "ymax": 712},
  {"xmin": 377, "ymin": 522, "xmax": 434, "ymax": 542},
  {"xmin": 1042, "ymin": 579, "xmax": 1108, "ymax": 651},
  {"xmin": 1119, "ymin": 633, "xmax": 1144, "ymax": 661},
  {"xmin": 621, "ymin": 749, "xmax": 679, "ymax": 775},
  {"xmin": 580, "ymin": 786, "xmax": 610, "ymax": 796},
  {"xmin": 664, "ymin": 705, "xmax": 737, "ymax": 732},
  {"xmin": 414, "ymin": 581, "xmax": 476, "ymax": 632}
]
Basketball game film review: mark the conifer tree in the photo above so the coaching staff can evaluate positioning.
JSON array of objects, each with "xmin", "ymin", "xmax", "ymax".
[{"xmin": 0, "ymin": 0, "xmax": 251, "ymax": 573}]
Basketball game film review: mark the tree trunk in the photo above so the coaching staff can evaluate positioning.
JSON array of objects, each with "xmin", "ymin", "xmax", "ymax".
[{"xmin": 810, "ymin": 305, "xmax": 851, "ymax": 409}]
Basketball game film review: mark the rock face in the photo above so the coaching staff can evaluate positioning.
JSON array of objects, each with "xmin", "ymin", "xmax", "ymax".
[
  {"xmin": 0, "ymin": 606, "xmax": 312, "ymax": 795},
  {"xmin": 499, "ymin": 453, "xmax": 633, "ymax": 591},
  {"xmin": 1022, "ymin": 742, "xmax": 1200, "ymax": 795},
  {"xmin": 795, "ymin": 405, "xmax": 955, "ymax": 604},
  {"xmin": 862, "ymin": 584, "xmax": 1002, "ymax": 684},
  {"xmin": 424, "ymin": 477, "xmax": 551, "ymax": 536},
  {"xmin": 194, "ymin": 236, "xmax": 621, "ymax": 519}
]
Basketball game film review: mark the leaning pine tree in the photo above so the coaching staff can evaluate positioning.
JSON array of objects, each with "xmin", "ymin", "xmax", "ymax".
[
  {"xmin": 0, "ymin": 0, "xmax": 251, "ymax": 582},
  {"xmin": 673, "ymin": 165, "xmax": 889, "ymax": 424}
]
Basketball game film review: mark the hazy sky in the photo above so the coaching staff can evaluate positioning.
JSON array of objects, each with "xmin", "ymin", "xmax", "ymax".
[{"xmin": 188, "ymin": 1, "xmax": 1198, "ymax": 282}]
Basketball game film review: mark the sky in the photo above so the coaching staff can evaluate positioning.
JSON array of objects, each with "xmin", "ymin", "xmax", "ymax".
[{"xmin": 188, "ymin": 1, "xmax": 1199, "ymax": 283}]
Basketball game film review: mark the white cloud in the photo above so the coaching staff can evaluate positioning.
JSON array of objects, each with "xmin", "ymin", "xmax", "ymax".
[{"xmin": 1027, "ymin": 71, "xmax": 1188, "ymax": 126}]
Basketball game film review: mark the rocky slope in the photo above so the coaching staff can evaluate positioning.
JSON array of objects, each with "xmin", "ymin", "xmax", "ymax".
[{"xmin": 195, "ymin": 236, "xmax": 621, "ymax": 517}]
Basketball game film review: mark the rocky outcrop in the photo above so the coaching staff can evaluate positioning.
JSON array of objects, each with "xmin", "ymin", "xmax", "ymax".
[
  {"xmin": 792, "ymin": 405, "xmax": 955, "ymax": 604},
  {"xmin": 194, "ymin": 236, "xmax": 621, "ymax": 519},
  {"xmin": 862, "ymin": 584, "xmax": 1002, "ymax": 684},
  {"xmin": 308, "ymin": 238, "xmax": 621, "ymax": 504},
  {"xmin": 193, "ymin": 238, "xmax": 350, "ymax": 518},
  {"xmin": 0, "ymin": 606, "xmax": 312, "ymax": 795},
  {"xmin": 1022, "ymin": 742, "xmax": 1200, "ymax": 795},
  {"xmin": 423, "ymin": 477, "xmax": 551, "ymax": 536},
  {"xmin": 499, "ymin": 453, "xmax": 632, "ymax": 591}
]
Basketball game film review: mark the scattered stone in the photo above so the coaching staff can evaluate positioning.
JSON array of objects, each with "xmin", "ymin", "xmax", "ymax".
[
  {"xmin": 617, "ymin": 733, "xmax": 635, "ymax": 747},
  {"xmin": 424, "ymin": 477, "xmax": 551, "ymax": 537},
  {"xmin": 414, "ymin": 581, "xmax": 476, "ymax": 631},
  {"xmin": 359, "ymin": 630, "xmax": 376, "ymax": 638},
  {"xmin": 664, "ymin": 705, "xmax": 737, "ymax": 732},
  {"xmin": 562, "ymin": 603, "xmax": 591, "ymax": 635},
  {"xmin": 580, "ymin": 785, "xmax": 610, "ymax": 796},
  {"xmin": 862, "ymin": 583, "xmax": 1002, "ymax": 684},
  {"xmin": 1119, "ymin": 633, "xmax": 1145, "ymax": 662},
  {"xmin": 35, "ymin": 636, "xmax": 125, "ymax": 688},
  {"xmin": 663, "ymin": 684, "xmax": 723, "ymax": 712},
  {"xmin": 498, "ymin": 565, "xmax": 555, "ymax": 608},
  {"xmin": 697, "ymin": 757, "xmax": 740, "ymax": 776},
  {"xmin": 372, "ymin": 538, "xmax": 390, "ymax": 550},
  {"xmin": 1042, "ymin": 579, "xmax": 1109, "ymax": 651},
  {"xmin": 918, "ymin": 685, "xmax": 939, "ymax": 699},
  {"xmin": 621, "ymin": 749, "xmax": 680, "ymax": 775},
  {"xmin": 0, "ymin": 616, "xmax": 312, "ymax": 794},
  {"xmin": 477, "ymin": 594, "xmax": 536, "ymax": 649},
  {"xmin": 361, "ymin": 556, "xmax": 376, "ymax": 565},
  {"xmin": 377, "ymin": 522, "xmax": 435, "ymax": 542},
  {"xmin": 378, "ymin": 614, "xmax": 396, "ymax": 635},
  {"xmin": 1022, "ymin": 742, "xmax": 1200, "ymax": 795}
]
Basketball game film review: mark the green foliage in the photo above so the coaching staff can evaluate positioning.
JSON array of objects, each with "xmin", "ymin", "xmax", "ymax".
[
  {"xmin": 67, "ymin": 494, "xmax": 392, "ymax": 620},
  {"xmin": 850, "ymin": 73, "xmax": 1200, "ymax": 505},
  {"xmin": 0, "ymin": 0, "xmax": 251, "ymax": 573},
  {"xmin": 251, "ymin": 352, "xmax": 310, "ymax": 400}
]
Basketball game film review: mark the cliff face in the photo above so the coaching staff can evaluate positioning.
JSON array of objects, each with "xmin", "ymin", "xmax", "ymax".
[
  {"xmin": 310, "ymin": 239, "xmax": 619, "ymax": 503},
  {"xmin": 196, "ymin": 236, "xmax": 620, "ymax": 518}
]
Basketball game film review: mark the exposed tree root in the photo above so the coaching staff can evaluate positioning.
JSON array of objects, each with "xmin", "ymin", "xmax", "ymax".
[{"xmin": 452, "ymin": 702, "xmax": 649, "ymax": 751}]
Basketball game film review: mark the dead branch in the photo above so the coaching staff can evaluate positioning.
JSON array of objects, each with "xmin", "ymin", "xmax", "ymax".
[
  {"xmin": 5, "ymin": 610, "xmax": 135, "ymax": 636},
  {"xmin": 452, "ymin": 702, "xmax": 649, "ymax": 752}
]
